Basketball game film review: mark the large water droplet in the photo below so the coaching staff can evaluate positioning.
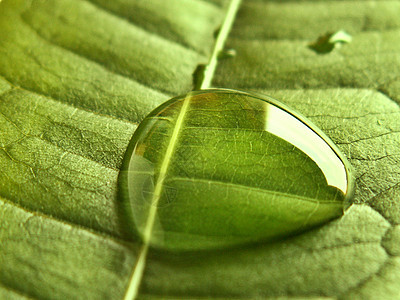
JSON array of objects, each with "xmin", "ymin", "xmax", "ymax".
[{"xmin": 119, "ymin": 89, "xmax": 353, "ymax": 251}]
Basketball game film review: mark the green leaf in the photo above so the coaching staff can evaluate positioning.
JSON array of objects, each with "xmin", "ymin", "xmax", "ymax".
[
  {"xmin": 85, "ymin": 0, "xmax": 223, "ymax": 55},
  {"xmin": 206, "ymin": 0, "xmax": 400, "ymax": 297},
  {"xmin": 231, "ymin": 1, "xmax": 400, "ymax": 40},
  {"xmin": 142, "ymin": 205, "xmax": 390, "ymax": 298},
  {"xmin": 1, "ymin": 0, "xmax": 400, "ymax": 299},
  {"xmin": 0, "ymin": 197, "xmax": 135, "ymax": 299},
  {"xmin": 214, "ymin": 30, "xmax": 400, "ymax": 91},
  {"xmin": 139, "ymin": 88, "xmax": 400, "ymax": 298},
  {"xmin": 0, "ymin": 0, "xmax": 224, "ymax": 298}
]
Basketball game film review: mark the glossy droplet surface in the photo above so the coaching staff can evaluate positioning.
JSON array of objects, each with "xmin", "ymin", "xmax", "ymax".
[{"xmin": 120, "ymin": 89, "xmax": 353, "ymax": 251}]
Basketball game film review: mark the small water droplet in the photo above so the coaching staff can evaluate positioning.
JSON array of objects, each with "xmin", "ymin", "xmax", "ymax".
[
  {"xmin": 218, "ymin": 48, "xmax": 237, "ymax": 59},
  {"xmin": 119, "ymin": 89, "xmax": 353, "ymax": 251},
  {"xmin": 309, "ymin": 30, "xmax": 352, "ymax": 54}
]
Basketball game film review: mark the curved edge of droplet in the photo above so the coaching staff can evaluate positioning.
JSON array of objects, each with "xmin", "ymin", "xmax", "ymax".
[
  {"xmin": 117, "ymin": 134, "xmax": 142, "ymax": 241},
  {"xmin": 197, "ymin": 88, "xmax": 355, "ymax": 213}
]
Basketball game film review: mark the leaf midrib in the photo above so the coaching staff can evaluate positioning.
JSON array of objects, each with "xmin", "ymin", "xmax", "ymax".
[{"xmin": 122, "ymin": 0, "xmax": 243, "ymax": 298}]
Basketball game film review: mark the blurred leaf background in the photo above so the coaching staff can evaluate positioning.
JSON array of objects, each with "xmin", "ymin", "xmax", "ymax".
[{"xmin": 0, "ymin": 0, "xmax": 400, "ymax": 299}]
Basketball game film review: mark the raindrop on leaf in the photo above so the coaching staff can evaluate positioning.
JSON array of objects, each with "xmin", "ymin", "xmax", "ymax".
[
  {"xmin": 309, "ymin": 30, "xmax": 352, "ymax": 54},
  {"xmin": 119, "ymin": 89, "xmax": 353, "ymax": 251}
]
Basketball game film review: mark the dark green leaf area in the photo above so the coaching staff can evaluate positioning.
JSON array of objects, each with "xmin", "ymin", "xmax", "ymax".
[
  {"xmin": 0, "ymin": 0, "xmax": 183, "ymax": 124},
  {"xmin": 0, "ymin": 196, "xmax": 135, "ymax": 300},
  {"xmin": 214, "ymin": 31, "xmax": 400, "ymax": 91},
  {"xmin": 232, "ymin": 1, "xmax": 400, "ymax": 40},
  {"xmin": 0, "ymin": 81, "xmax": 136, "ymax": 240},
  {"xmin": 122, "ymin": 90, "xmax": 350, "ymax": 251},
  {"xmin": 20, "ymin": 0, "xmax": 205, "ymax": 96},
  {"xmin": 86, "ymin": 0, "xmax": 224, "ymax": 55}
]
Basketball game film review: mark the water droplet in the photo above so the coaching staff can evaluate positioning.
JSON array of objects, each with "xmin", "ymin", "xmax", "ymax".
[
  {"xmin": 218, "ymin": 48, "xmax": 237, "ymax": 59},
  {"xmin": 119, "ymin": 89, "xmax": 353, "ymax": 251},
  {"xmin": 309, "ymin": 30, "xmax": 352, "ymax": 54}
]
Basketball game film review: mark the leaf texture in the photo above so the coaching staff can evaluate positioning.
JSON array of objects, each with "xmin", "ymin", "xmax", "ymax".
[
  {"xmin": 208, "ymin": 0, "xmax": 400, "ymax": 298},
  {"xmin": 0, "ymin": 0, "xmax": 226, "ymax": 298},
  {"xmin": 1, "ymin": 0, "xmax": 400, "ymax": 299},
  {"xmin": 140, "ymin": 88, "xmax": 400, "ymax": 298}
]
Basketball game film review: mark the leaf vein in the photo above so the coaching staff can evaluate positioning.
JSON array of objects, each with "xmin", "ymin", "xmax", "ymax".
[
  {"xmin": 19, "ymin": 15, "xmax": 174, "ymax": 97},
  {"xmin": 0, "ymin": 196, "xmax": 134, "ymax": 247}
]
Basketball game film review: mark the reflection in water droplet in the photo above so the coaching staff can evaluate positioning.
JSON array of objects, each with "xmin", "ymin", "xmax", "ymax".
[{"xmin": 120, "ymin": 89, "xmax": 353, "ymax": 251}]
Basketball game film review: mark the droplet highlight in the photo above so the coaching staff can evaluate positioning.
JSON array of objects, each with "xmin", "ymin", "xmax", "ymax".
[{"xmin": 120, "ymin": 89, "xmax": 353, "ymax": 251}]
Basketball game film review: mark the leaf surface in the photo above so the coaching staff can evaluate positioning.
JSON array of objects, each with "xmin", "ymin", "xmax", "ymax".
[
  {"xmin": 140, "ymin": 89, "xmax": 400, "ymax": 298},
  {"xmin": 0, "ymin": 0, "xmax": 225, "ymax": 298},
  {"xmin": 207, "ymin": 0, "xmax": 400, "ymax": 298},
  {"xmin": 1, "ymin": 0, "xmax": 400, "ymax": 299}
]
